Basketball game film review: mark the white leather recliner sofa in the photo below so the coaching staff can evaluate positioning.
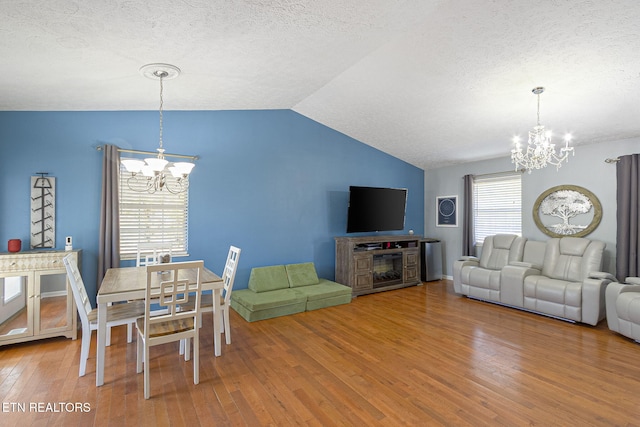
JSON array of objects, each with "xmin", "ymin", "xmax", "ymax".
[
  {"xmin": 453, "ymin": 235, "xmax": 614, "ymax": 325},
  {"xmin": 606, "ymin": 277, "xmax": 640, "ymax": 342}
]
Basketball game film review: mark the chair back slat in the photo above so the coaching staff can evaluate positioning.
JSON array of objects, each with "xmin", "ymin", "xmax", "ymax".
[
  {"xmin": 63, "ymin": 254, "xmax": 92, "ymax": 326},
  {"xmin": 136, "ymin": 242, "xmax": 174, "ymax": 267},
  {"xmin": 144, "ymin": 261, "xmax": 204, "ymax": 335},
  {"xmin": 222, "ymin": 246, "xmax": 241, "ymax": 304}
]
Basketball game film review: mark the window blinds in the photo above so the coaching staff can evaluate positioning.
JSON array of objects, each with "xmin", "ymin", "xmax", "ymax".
[
  {"xmin": 118, "ymin": 160, "xmax": 189, "ymax": 260},
  {"xmin": 473, "ymin": 173, "xmax": 522, "ymax": 244}
]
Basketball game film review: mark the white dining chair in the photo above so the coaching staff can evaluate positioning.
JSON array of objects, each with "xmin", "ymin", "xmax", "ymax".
[
  {"xmin": 136, "ymin": 260, "xmax": 204, "ymax": 399},
  {"xmin": 134, "ymin": 243, "xmax": 173, "ymax": 324},
  {"xmin": 63, "ymin": 254, "xmax": 145, "ymax": 377},
  {"xmin": 180, "ymin": 246, "xmax": 241, "ymax": 347},
  {"xmin": 136, "ymin": 242, "xmax": 173, "ymax": 267}
]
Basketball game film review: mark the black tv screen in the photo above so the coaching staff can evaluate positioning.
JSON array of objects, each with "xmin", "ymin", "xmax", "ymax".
[{"xmin": 346, "ymin": 186, "xmax": 407, "ymax": 233}]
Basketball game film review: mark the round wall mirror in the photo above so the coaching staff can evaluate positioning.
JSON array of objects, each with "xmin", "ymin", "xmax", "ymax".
[{"xmin": 532, "ymin": 185, "xmax": 602, "ymax": 238}]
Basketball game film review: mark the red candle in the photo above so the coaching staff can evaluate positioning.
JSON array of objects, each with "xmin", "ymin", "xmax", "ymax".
[{"xmin": 8, "ymin": 239, "xmax": 21, "ymax": 252}]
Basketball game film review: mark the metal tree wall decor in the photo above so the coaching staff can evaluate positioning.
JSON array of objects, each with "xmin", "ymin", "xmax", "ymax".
[
  {"xmin": 30, "ymin": 173, "xmax": 55, "ymax": 248},
  {"xmin": 533, "ymin": 185, "xmax": 602, "ymax": 238}
]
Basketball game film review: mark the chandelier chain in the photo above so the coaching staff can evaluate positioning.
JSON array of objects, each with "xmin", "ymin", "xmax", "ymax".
[
  {"xmin": 536, "ymin": 92, "xmax": 540, "ymax": 126},
  {"xmin": 120, "ymin": 63, "xmax": 195, "ymax": 194},
  {"xmin": 158, "ymin": 73, "xmax": 164, "ymax": 151}
]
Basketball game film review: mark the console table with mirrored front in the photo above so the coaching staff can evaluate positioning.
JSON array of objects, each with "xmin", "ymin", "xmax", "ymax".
[{"xmin": 0, "ymin": 250, "xmax": 79, "ymax": 346}]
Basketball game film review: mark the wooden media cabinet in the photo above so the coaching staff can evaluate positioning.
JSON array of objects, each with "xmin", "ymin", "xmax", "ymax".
[{"xmin": 335, "ymin": 235, "xmax": 421, "ymax": 296}]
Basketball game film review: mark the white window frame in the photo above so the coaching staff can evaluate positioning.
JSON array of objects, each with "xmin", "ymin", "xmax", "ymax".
[
  {"xmin": 118, "ymin": 159, "xmax": 190, "ymax": 260},
  {"xmin": 473, "ymin": 172, "xmax": 522, "ymax": 245}
]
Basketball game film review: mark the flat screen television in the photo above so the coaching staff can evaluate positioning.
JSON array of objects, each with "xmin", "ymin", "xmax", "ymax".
[{"xmin": 346, "ymin": 186, "xmax": 407, "ymax": 233}]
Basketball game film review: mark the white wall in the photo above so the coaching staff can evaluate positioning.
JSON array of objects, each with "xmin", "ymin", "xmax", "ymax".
[{"xmin": 424, "ymin": 137, "xmax": 640, "ymax": 278}]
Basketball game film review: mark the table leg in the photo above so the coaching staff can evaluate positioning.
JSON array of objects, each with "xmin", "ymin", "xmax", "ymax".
[
  {"xmin": 96, "ymin": 302, "xmax": 107, "ymax": 386},
  {"xmin": 213, "ymin": 288, "xmax": 221, "ymax": 357}
]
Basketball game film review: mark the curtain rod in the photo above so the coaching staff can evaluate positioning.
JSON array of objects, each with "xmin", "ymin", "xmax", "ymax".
[
  {"xmin": 95, "ymin": 145, "xmax": 198, "ymax": 161},
  {"xmin": 469, "ymin": 169, "xmax": 525, "ymax": 179},
  {"xmin": 605, "ymin": 158, "xmax": 619, "ymax": 163}
]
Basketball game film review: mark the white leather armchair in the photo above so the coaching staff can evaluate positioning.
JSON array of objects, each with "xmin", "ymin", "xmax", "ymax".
[{"xmin": 606, "ymin": 277, "xmax": 640, "ymax": 342}]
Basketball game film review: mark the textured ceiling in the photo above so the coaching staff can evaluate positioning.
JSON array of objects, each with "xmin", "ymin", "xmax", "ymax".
[{"xmin": 2, "ymin": 0, "xmax": 640, "ymax": 169}]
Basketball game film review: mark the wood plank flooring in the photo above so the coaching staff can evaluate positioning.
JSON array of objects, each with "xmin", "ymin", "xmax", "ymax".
[{"xmin": 1, "ymin": 280, "xmax": 639, "ymax": 426}]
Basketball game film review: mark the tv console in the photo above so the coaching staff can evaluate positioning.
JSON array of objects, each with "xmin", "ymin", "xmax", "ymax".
[{"xmin": 335, "ymin": 235, "xmax": 421, "ymax": 296}]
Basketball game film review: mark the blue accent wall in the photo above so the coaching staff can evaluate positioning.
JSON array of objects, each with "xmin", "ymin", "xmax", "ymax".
[{"xmin": 0, "ymin": 110, "xmax": 424, "ymax": 304}]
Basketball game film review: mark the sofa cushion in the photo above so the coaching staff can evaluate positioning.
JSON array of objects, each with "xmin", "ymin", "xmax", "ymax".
[
  {"xmin": 523, "ymin": 275, "xmax": 582, "ymax": 321},
  {"xmin": 248, "ymin": 265, "xmax": 289, "ymax": 293},
  {"xmin": 522, "ymin": 240, "xmax": 546, "ymax": 268},
  {"xmin": 616, "ymin": 292, "xmax": 640, "ymax": 324},
  {"xmin": 542, "ymin": 238, "xmax": 605, "ymax": 282},
  {"xmin": 285, "ymin": 263, "xmax": 319, "ymax": 288},
  {"xmin": 461, "ymin": 267, "xmax": 501, "ymax": 291},
  {"xmin": 292, "ymin": 279, "xmax": 352, "ymax": 311},
  {"xmin": 306, "ymin": 294, "xmax": 352, "ymax": 311},
  {"xmin": 231, "ymin": 288, "xmax": 305, "ymax": 311},
  {"xmin": 230, "ymin": 294, "xmax": 307, "ymax": 322},
  {"xmin": 292, "ymin": 279, "xmax": 352, "ymax": 301},
  {"xmin": 478, "ymin": 234, "xmax": 525, "ymax": 270}
]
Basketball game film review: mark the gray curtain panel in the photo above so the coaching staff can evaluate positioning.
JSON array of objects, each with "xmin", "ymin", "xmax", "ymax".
[
  {"xmin": 462, "ymin": 174, "xmax": 474, "ymax": 256},
  {"xmin": 97, "ymin": 144, "xmax": 121, "ymax": 289},
  {"xmin": 616, "ymin": 154, "xmax": 640, "ymax": 282}
]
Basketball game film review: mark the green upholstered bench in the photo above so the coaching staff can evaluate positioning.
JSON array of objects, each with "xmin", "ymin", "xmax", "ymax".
[{"xmin": 230, "ymin": 262, "xmax": 352, "ymax": 322}]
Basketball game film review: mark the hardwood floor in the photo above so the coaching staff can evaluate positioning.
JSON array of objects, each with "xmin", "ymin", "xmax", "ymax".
[{"xmin": 1, "ymin": 280, "xmax": 639, "ymax": 426}]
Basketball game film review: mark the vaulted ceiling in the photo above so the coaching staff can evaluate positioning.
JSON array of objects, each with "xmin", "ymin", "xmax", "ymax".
[{"xmin": 3, "ymin": 0, "xmax": 640, "ymax": 169}]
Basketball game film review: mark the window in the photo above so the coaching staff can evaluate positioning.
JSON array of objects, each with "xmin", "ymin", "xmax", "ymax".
[
  {"xmin": 119, "ymin": 160, "xmax": 190, "ymax": 260},
  {"xmin": 473, "ymin": 173, "xmax": 522, "ymax": 245}
]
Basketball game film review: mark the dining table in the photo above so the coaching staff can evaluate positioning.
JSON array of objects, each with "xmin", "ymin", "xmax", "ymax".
[{"xmin": 96, "ymin": 265, "xmax": 224, "ymax": 387}]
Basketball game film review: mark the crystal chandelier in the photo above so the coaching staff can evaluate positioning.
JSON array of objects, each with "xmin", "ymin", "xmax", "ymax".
[
  {"xmin": 121, "ymin": 64, "xmax": 195, "ymax": 194},
  {"xmin": 511, "ymin": 87, "xmax": 574, "ymax": 173}
]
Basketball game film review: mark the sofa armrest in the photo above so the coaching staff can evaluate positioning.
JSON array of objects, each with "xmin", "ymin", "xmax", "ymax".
[
  {"xmin": 605, "ymin": 282, "xmax": 640, "ymax": 332},
  {"xmin": 452, "ymin": 258, "xmax": 480, "ymax": 294},
  {"xmin": 500, "ymin": 264, "xmax": 541, "ymax": 306},
  {"xmin": 626, "ymin": 277, "xmax": 640, "ymax": 285},
  {"xmin": 509, "ymin": 261, "xmax": 542, "ymax": 270},
  {"xmin": 454, "ymin": 258, "xmax": 479, "ymax": 268},
  {"xmin": 459, "ymin": 256, "xmax": 479, "ymax": 262},
  {"xmin": 582, "ymin": 275, "xmax": 615, "ymax": 326},
  {"xmin": 588, "ymin": 271, "xmax": 617, "ymax": 281},
  {"xmin": 581, "ymin": 271, "xmax": 616, "ymax": 326}
]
